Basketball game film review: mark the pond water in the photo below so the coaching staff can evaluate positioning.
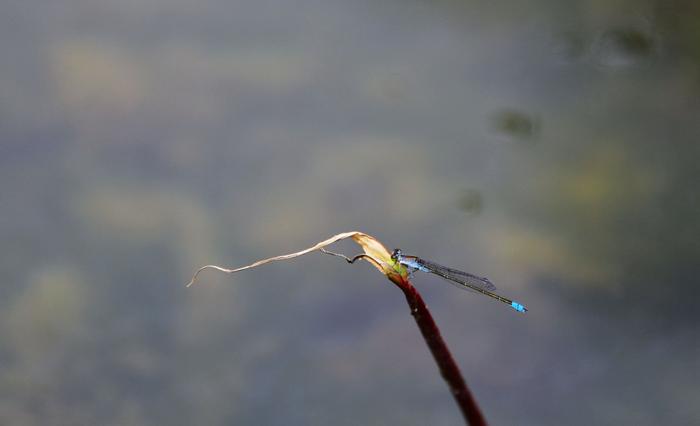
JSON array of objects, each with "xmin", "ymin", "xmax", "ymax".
[{"xmin": 1, "ymin": 1, "xmax": 698, "ymax": 425}]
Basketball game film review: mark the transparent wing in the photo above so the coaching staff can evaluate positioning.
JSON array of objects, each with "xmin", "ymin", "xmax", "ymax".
[{"xmin": 412, "ymin": 257, "xmax": 497, "ymax": 292}]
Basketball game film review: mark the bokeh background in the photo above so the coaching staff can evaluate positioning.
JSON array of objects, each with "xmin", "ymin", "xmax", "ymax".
[{"xmin": 2, "ymin": 1, "xmax": 699, "ymax": 425}]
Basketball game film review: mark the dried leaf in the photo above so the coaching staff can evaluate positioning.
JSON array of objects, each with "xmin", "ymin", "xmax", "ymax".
[{"xmin": 187, "ymin": 231, "xmax": 399, "ymax": 287}]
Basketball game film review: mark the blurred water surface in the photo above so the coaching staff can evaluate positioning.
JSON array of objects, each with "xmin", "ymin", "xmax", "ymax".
[{"xmin": 1, "ymin": 1, "xmax": 699, "ymax": 425}]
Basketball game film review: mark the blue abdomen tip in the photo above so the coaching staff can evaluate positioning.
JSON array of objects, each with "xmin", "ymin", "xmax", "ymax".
[{"xmin": 511, "ymin": 301, "xmax": 527, "ymax": 313}]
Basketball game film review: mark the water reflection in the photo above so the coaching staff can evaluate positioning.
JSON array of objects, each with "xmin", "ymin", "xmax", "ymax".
[
  {"xmin": 491, "ymin": 109, "xmax": 540, "ymax": 142},
  {"xmin": 457, "ymin": 188, "xmax": 483, "ymax": 216},
  {"xmin": 594, "ymin": 26, "xmax": 658, "ymax": 69}
]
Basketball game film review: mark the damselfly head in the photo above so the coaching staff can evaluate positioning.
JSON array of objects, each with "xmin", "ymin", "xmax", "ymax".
[{"xmin": 391, "ymin": 249, "xmax": 402, "ymax": 261}]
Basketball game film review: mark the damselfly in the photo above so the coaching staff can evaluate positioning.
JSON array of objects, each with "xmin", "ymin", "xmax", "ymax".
[{"xmin": 391, "ymin": 249, "xmax": 527, "ymax": 313}]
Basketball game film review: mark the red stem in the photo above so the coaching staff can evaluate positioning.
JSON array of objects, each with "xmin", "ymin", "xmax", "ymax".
[{"xmin": 389, "ymin": 274, "xmax": 488, "ymax": 426}]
